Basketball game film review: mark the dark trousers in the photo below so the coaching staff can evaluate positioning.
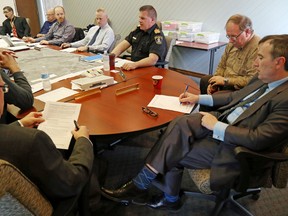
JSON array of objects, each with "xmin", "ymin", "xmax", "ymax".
[{"xmin": 146, "ymin": 113, "xmax": 221, "ymax": 196}]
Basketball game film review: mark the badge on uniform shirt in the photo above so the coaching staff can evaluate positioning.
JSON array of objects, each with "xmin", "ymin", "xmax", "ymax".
[
  {"xmin": 154, "ymin": 28, "xmax": 161, "ymax": 34},
  {"xmin": 155, "ymin": 36, "xmax": 163, "ymax": 44}
]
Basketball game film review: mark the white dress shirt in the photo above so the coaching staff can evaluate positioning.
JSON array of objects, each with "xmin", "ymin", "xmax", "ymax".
[{"xmin": 71, "ymin": 23, "xmax": 114, "ymax": 52}]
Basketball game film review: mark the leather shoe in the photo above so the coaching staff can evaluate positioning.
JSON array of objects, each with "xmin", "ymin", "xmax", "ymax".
[
  {"xmin": 146, "ymin": 194, "xmax": 183, "ymax": 211},
  {"xmin": 101, "ymin": 181, "xmax": 147, "ymax": 204}
]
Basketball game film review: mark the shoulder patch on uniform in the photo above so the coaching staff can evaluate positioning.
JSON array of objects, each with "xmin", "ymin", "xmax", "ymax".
[
  {"xmin": 155, "ymin": 35, "xmax": 163, "ymax": 44},
  {"xmin": 154, "ymin": 28, "xmax": 161, "ymax": 34}
]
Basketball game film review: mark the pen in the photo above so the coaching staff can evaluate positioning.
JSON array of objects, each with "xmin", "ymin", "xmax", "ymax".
[
  {"xmin": 74, "ymin": 120, "xmax": 80, "ymax": 131},
  {"xmin": 180, "ymin": 84, "xmax": 190, "ymax": 105}
]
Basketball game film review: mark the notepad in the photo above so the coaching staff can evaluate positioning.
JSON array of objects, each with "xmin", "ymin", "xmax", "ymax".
[{"xmin": 81, "ymin": 54, "xmax": 102, "ymax": 62}]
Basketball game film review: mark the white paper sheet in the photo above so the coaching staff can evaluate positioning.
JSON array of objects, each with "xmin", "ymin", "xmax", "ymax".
[
  {"xmin": 37, "ymin": 101, "xmax": 81, "ymax": 149},
  {"xmin": 35, "ymin": 87, "xmax": 78, "ymax": 102},
  {"xmin": 60, "ymin": 47, "xmax": 77, "ymax": 53},
  {"xmin": 148, "ymin": 94, "xmax": 194, "ymax": 113}
]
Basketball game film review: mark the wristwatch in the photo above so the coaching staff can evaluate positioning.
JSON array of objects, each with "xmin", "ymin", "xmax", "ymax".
[{"xmin": 224, "ymin": 78, "xmax": 229, "ymax": 85}]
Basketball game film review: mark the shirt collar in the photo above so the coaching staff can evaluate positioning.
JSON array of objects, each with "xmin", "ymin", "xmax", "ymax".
[{"xmin": 268, "ymin": 76, "xmax": 288, "ymax": 90}]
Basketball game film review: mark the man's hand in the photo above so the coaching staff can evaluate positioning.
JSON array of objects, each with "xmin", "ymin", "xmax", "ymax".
[
  {"xmin": 40, "ymin": 40, "xmax": 49, "ymax": 45},
  {"xmin": 23, "ymin": 37, "xmax": 35, "ymax": 43},
  {"xmin": 179, "ymin": 92, "xmax": 199, "ymax": 105},
  {"xmin": 72, "ymin": 125, "xmax": 90, "ymax": 140},
  {"xmin": 60, "ymin": 43, "xmax": 71, "ymax": 49},
  {"xmin": 122, "ymin": 62, "xmax": 137, "ymax": 70},
  {"xmin": 0, "ymin": 51, "xmax": 20, "ymax": 72},
  {"xmin": 208, "ymin": 76, "xmax": 225, "ymax": 86},
  {"xmin": 19, "ymin": 112, "xmax": 45, "ymax": 128},
  {"xmin": 76, "ymin": 46, "xmax": 88, "ymax": 52},
  {"xmin": 199, "ymin": 111, "xmax": 218, "ymax": 130}
]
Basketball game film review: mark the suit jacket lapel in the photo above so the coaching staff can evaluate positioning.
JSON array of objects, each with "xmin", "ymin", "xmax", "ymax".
[{"xmin": 232, "ymin": 80, "xmax": 288, "ymax": 125}]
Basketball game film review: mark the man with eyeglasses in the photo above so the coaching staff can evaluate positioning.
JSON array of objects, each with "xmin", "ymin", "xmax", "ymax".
[
  {"xmin": 0, "ymin": 49, "xmax": 33, "ymax": 123},
  {"xmin": 36, "ymin": 8, "xmax": 56, "ymax": 38},
  {"xmin": 200, "ymin": 14, "xmax": 260, "ymax": 109}
]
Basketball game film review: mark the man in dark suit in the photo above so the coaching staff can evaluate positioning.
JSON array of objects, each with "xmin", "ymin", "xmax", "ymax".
[
  {"xmin": 101, "ymin": 34, "xmax": 288, "ymax": 210},
  {"xmin": 1, "ymin": 6, "xmax": 31, "ymax": 38},
  {"xmin": 0, "ymin": 74, "xmax": 94, "ymax": 208}
]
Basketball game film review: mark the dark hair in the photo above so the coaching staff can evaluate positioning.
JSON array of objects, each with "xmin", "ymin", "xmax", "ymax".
[
  {"xmin": 259, "ymin": 34, "xmax": 288, "ymax": 71},
  {"xmin": 139, "ymin": 5, "xmax": 157, "ymax": 20},
  {"xmin": 3, "ymin": 6, "xmax": 13, "ymax": 13},
  {"xmin": 226, "ymin": 14, "xmax": 253, "ymax": 31}
]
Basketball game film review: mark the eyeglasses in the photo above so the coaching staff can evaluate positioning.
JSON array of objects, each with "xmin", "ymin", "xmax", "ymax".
[
  {"xmin": 0, "ymin": 84, "xmax": 9, "ymax": 93},
  {"xmin": 226, "ymin": 30, "xmax": 244, "ymax": 41},
  {"xmin": 142, "ymin": 106, "xmax": 158, "ymax": 117}
]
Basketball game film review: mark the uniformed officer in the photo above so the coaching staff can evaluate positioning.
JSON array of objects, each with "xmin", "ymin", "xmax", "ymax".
[{"xmin": 111, "ymin": 5, "xmax": 167, "ymax": 70}]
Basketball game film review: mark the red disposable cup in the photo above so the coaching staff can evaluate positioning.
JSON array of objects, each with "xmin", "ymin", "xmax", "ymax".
[
  {"xmin": 109, "ymin": 54, "xmax": 115, "ymax": 70},
  {"xmin": 152, "ymin": 75, "xmax": 163, "ymax": 89}
]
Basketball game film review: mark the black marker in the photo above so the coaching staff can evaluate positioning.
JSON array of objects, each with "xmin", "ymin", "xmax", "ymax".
[{"xmin": 74, "ymin": 120, "xmax": 80, "ymax": 131}]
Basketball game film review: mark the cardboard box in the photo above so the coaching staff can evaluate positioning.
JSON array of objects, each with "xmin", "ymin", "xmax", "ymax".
[
  {"xmin": 161, "ymin": 21, "xmax": 178, "ymax": 31},
  {"xmin": 194, "ymin": 32, "xmax": 220, "ymax": 44},
  {"xmin": 178, "ymin": 21, "xmax": 202, "ymax": 33}
]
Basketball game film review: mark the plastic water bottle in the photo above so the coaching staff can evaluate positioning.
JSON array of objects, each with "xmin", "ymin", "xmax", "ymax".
[
  {"xmin": 41, "ymin": 66, "xmax": 51, "ymax": 91},
  {"xmin": 103, "ymin": 51, "xmax": 110, "ymax": 71}
]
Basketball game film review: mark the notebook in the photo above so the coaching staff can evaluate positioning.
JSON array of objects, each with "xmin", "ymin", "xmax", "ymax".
[{"xmin": 1, "ymin": 36, "xmax": 30, "ymax": 51}]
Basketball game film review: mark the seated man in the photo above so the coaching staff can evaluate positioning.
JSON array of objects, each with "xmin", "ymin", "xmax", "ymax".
[
  {"xmin": 61, "ymin": 8, "xmax": 114, "ymax": 53},
  {"xmin": 200, "ymin": 14, "xmax": 260, "ymax": 96},
  {"xmin": 1, "ymin": 6, "xmax": 31, "ymax": 38},
  {"xmin": 0, "ymin": 49, "xmax": 33, "ymax": 123},
  {"xmin": 0, "ymin": 73, "xmax": 94, "ymax": 207},
  {"xmin": 111, "ymin": 5, "xmax": 167, "ymax": 70},
  {"xmin": 36, "ymin": 8, "xmax": 56, "ymax": 38},
  {"xmin": 101, "ymin": 34, "xmax": 288, "ymax": 210},
  {"xmin": 24, "ymin": 6, "xmax": 75, "ymax": 46}
]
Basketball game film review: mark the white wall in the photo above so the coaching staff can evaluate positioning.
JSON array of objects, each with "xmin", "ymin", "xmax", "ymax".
[
  {"xmin": 0, "ymin": 0, "xmax": 17, "ymax": 23},
  {"xmin": 62, "ymin": 0, "xmax": 288, "ymax": 74}
]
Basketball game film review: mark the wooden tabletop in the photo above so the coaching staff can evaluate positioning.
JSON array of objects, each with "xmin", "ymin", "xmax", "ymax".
[{"xmin": 8, "ymin": 46, "xmax": 200, "ymax": 136}]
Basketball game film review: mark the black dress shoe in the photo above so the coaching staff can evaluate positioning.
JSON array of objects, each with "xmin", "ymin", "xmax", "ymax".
[
  {"xmin": 146, "ymin": 194, "xmax": 183, "ymax": 211},
  {"xmin": 101, "ymin": 181, "xmax": 148, "ymax": 204}
]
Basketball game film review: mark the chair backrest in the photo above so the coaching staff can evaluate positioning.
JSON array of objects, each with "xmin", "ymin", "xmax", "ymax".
[
  {"xmin": 108, "ymin": 33, "xmax": 121, "ymax": 53},
  {"xmin": 0, "ymin": 159, "xmax": 53, "ymax": 215},
  {"xmin": 72, "ymin": 27, "xmax": 85, "ymax": 42},
  {"xmin": 163, "ymin": 36, "xmax": 176, "ymax": 68}
]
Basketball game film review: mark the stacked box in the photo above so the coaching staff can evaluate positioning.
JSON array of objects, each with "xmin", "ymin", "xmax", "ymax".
[
  {"xmin": 194, "ymin": 32, "xmax": 220, "ymax": 44},
  {"xmin": 178, "ymin": 21, "xmax": 203, "ymax": 33},
  {"xmin": 177, "ymin": 31, "xmax": 196, "ymax": 42},
  {"xmin": 161, "ymin": 21, "xmax": 178, "ymax": 31},
  {"xmin": 163, "ymin": 30, "xmax": 178, "ymax": 38}
]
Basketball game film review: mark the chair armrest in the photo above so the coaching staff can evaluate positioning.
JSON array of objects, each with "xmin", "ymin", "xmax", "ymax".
[
  {"xmin": 155, "ymin": 61, "xmax": 169, "ymax": 68},
  {"xmin": 235, "ymin": 146, "xmax": 288, "ymax": 162},
  {"xmin": 234, "ymin": 146, "xmax": 288, "ymax": 192}
]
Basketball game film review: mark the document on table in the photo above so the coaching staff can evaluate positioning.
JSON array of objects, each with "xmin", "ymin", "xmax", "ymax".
[
  {"xmin": 148, "ymin": 94, "xmax": 194, "ymax": 113},
  {"xmin": 37, "ymin": 101, "xmax": 81, "ymax": 149},
  {"xmin": 35, "ymin": 87, "xmax": 78, "ymax": 102}
]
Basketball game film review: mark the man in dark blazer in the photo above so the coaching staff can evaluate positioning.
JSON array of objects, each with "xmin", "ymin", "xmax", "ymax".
[
  {"xmin": 1, "ymin": 6, "xmax": 31, "ymax": 38},
  {"xmin": 101, "ymin": 34, "xmax": 288, "ymax": 210},
  {"xmin": 0, "ymin": 74, "xmax": 94, "ymax": 208}
]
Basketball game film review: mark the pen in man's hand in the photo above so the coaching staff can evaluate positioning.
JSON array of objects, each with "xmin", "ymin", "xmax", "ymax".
[
  {"xmin": 180, "ymin": 84, "xmax": 190, "ymax": 105},
  {"xmin": 74, "ymin": 120, "xmax": 80, "ymax": 131}
]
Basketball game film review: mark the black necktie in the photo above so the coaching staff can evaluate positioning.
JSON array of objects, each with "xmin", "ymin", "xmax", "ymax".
[
  {"xmin": 218, "ymin": 84, "xmax": 268, "ymax": 121},
  {"xmin": 88, "ymin": 27, "xmax": 101, "ymax": 46}
]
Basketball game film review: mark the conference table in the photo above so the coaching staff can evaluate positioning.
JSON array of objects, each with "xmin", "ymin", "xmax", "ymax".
[{"xmin": 8, "ymin": 45, "xmax": 200, "ymax": 139}]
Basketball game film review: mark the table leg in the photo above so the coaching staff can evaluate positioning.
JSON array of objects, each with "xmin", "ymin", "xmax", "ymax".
[{"xmin": 209, "ymin": 49, "xmax": 216, "ymax": 75}]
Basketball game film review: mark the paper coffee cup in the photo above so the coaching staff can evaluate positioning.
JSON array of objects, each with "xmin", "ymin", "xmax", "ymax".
[{"xmin": 152, "ymin": 75, "xmax": 163, "ymax": 89}]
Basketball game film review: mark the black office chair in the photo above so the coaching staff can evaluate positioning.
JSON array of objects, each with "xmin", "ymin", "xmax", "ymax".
[
  {"xmin": 184, "ymin": 142, "xmax": 288, "ymax": 216},
  {"xmin": 72, "ymin": 27, "xmax": 85, "ymax": 42}
]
